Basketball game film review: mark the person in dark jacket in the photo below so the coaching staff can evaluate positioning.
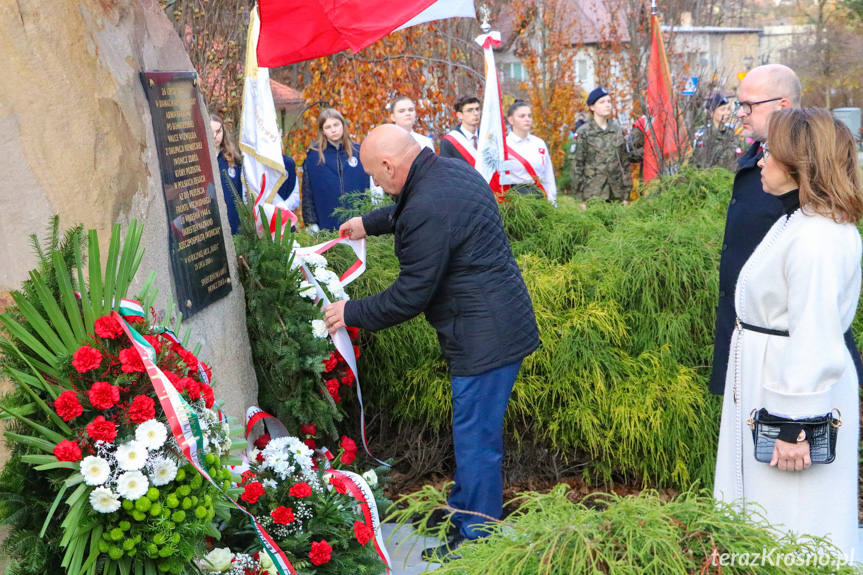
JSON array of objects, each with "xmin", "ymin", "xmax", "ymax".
[
  {"xmin": 301, "ymin": 108, "xmax": 368, "ymax": 232},
  {"xmin": 709, "ymin": 64, "xmax": 863, "ymax": 395},
  {"xmin": 323, "ymin": 125, "xmax": 540, "ymax": 560},
  {"xmin": 275, "ymin": 154, "xmax": 300, "ymax": 210},
  {"xmin": 210, "ymin": 114, "xmax": 243, "ymax": 235}
]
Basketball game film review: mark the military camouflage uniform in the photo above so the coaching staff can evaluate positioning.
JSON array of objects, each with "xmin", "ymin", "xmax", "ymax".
[
  {"xmin": 569, "ymin": 117, "xmax": 642, "ymax": 201},
  {"xmin": 692, "ymin": 122, "xmax": 741, "ymax": 171}
]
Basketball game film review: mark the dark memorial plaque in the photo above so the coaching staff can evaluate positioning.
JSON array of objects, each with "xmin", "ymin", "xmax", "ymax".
[{"xmin": 142, "ymin": 71, "xmax": 232, "ymax": 318}]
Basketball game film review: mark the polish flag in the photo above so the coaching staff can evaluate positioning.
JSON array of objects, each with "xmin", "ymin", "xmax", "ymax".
[{"xmin": 257, "ymin": 0, "xmax": 475, "ymax": 67}]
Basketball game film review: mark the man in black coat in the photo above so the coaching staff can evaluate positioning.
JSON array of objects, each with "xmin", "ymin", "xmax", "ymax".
[
  {"xmin": 324, "ymin": 125, "xmax": 540, "ymax": 559},
  {"xmin": 709, "ymin": 64, "xmax": 863, "ymax": 395}
]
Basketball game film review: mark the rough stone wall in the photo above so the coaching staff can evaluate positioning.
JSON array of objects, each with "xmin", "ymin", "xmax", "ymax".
[{"xmin": 0, "ymin": 0, "xmax": 257, "ymax": 424}]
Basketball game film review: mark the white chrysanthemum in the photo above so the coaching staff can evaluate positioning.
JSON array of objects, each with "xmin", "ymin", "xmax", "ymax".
[
  {"xmin": 302, "ymin": 253, "xmax": 328, "ymax": 269},
  {"xmin": 136, "ymin": 419, "xmax": 168, "ymax": 450},
  {"xmin": 80, "ymin": 455, "xmax": 111, "ymax": 486},
  {"xmin": 313, "ymin": 267, "xmax": 337, "ymax": 283},
  {"xmin": 116, "ymin": 470, "xmax": 149, "ymax": 500},
  {"xmin": 89, "ymin": 486, "xmax": 121, "ymax": 513},
  {"xmin": 311, "ymin": 320, "xmax": 328, "ymax": 338},
  {"xmin": 263, "ymin": 478, "xmax": 277, "ymax": 490},
  {"xmin": 116, "ymin": 440, "xmax": 149, "ymax": 471},
  {"xmin": 327, "ymin": 279, "xmax": 345, "ymax": 300},
  {"xmin": 299, "ymin": 281, "xmax": 317, "ymax": 299},
  {"xmin": 149, "ymin": 458, "xmax": 178, "ymax": 487}
]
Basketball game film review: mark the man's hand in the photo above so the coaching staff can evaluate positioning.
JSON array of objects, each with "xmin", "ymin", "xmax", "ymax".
[
  {"xmin": 323, "ymin": 300, "xmax": 348, "ymax": 334},
  {"xmin": 339, "ymin": 217, "xmax": 366, "ymax": 240},
  {"xmin": 770, "ymin": 439, "xmax": 811, "ymax": 471}
]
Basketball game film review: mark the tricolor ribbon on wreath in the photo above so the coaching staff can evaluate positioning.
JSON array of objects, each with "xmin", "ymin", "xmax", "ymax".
[
  {"xmin": 291, "ymin": 236, "xmax": 390, "ymax": 467},
  {"xmin": 112, "ymin": 307, "xmax": 298, "ymax": 575},
  {"xmin": 245, "ymin": 408, "xmax": 392, "ymax": 573}
]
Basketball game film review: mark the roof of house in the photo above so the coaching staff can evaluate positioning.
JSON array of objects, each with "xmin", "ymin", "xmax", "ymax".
[{"xmin": 270, "ymin": 79, "xmax": 303, "ymax": 108}]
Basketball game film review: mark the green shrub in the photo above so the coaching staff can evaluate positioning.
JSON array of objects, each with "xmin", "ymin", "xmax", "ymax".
[
  {"xmin": 324, "ymin": 168, "xmax": 737, "ymax": 487},
  {"xmin": 387, "ymin": 484, "xmax": 862, "ymax": 574}
]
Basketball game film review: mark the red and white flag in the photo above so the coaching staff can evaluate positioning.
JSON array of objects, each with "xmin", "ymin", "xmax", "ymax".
[
  {"xmin": 257, "ymin": 0, "xmax": 475, "ymax": 67},
  {"xmin": 475, "ymin": 31, "xmax": 509, "ymax": 200}
]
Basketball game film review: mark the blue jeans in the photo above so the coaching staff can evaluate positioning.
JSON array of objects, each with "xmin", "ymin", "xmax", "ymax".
[{"xmin": 448, "ymin": 360, "xmax": 522, "ymax": 539}]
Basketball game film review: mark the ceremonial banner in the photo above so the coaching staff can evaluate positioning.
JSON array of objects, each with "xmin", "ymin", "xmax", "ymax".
[
  {"xmin": 643, "ymin": 11, "xmax": 688, "ymax": 181},
  {"xmin": 475, "ymin": 31, "xmax": 509, "ymax": 200},
  {"xmin": 240, "ymin": 5, "xmax": 297, "ymax": 237},
  {"xmin": 257, "ymin": 0, "xmax": 474, "ymax": 67}
]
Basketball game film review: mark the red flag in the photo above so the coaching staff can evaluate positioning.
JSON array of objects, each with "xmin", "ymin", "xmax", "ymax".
[
  {"xmin": 257, "ymin": 0, "xmax": 473, "ymax": 67},
  {"xmin": 643, "ymin": 12, "xmax": 686, "ymax": 182}
]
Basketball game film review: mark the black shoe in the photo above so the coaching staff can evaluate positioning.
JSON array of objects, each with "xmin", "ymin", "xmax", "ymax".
[
  {"xmin": 422, "ymin": 509, "xmax": 459, "ymax": 538},
  {"xmin": 421, "ymin": 532, "xmax": 467, "ymax": 563}
]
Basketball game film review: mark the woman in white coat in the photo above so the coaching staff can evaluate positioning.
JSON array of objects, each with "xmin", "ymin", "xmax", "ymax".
[{"xmin": 714, "ymin": 107, "xmax": 863, "ymax": 558}]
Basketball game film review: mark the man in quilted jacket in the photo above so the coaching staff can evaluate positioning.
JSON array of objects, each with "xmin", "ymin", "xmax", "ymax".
[{"xmin": 323, "ymin": 124, "xmax": 540, "ymax": 561}]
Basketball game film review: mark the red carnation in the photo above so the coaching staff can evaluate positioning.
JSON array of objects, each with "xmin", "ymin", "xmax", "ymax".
[
  {"xmin": 329, "ymin": 475, "xmax": 348, "ymax": 494},
  {"xmin": 322, "ymin": 353, "xmax": 338, "ymax": 373},
  {"xmin": 340, "ymin": 436, "xmax": 358, "ymax": 454},
  {"xmin": 271, "ymin": 506, "xmax": 295, "ymax": 525},
  {"xmin": 240, "ymin": 481, "xmax": 265, "ymax": 504},
  {"xmin": 254, "ymin": 433, "xmax": 271, "ymax": 450},
  {"xmin": 53, "ymin": 440, "xmax": 82, "ymax": 462},
  {"xmin": 341, "ymin": 450, "xmax": 356, "ymax": 465},
  {"xmin": 94, "ymin": 316, "xmax": 124, "ymax": 339},
  {"xmin": 163, "ymin": 370, "xmax": 181, "ymax": 386},
  {"xmin": 86, "ymin": 415, "xmax": 118, "ymax": 443},
  {"xmin": 72, "ymin": 346, "xmax": 102, "ymax": 373},
  {"xmin": 128, "ymin": 395, "xmax": 155, "ymax": 423},
  {"xmin": 325, "ymin": 379, "xmax": 341, "ymax": 403},
  {"xmin": 54, "ymin": 390, "xmax": 83, "ymax": 422},
  {"xmin": 354, "ymin": 521, "xmax": 372, "ymax": 546},
  {"xmin": 303, "ymin": 438, "xmax": 316, "ymax": 450},
  {"xmin": 175, "ymin": 346, "xmax": 199, "ymax": 372},
  {"xmin": 118, "ymin": 347, "xmax": 145, "ymax": 373},
  {"xmin": 255, "ymin": 452, "xmax": 265, "ymax": 462},
  {"xmin": 123, "ymin": 314, "xmax": 146, "ymax": 325},
  {"xmin": 143, "ymin": 335, "xmax": 162, "ymax": 354},
  {"xmin": 241, "ymin": 470, "xmax": 257, "ymax": 484},
  {"xmin": 288, "ymin": 482, "xmax": 312, "ymax": 498},
  {"xmin": 300, "ymin": 424, "xmax": 317, "ymax": 436},
  {"xmin": 353, "ymin": 345, "xmax": 361, "ymax": 359},
  {"xmin": 341, "ymin": 370, "xmax": 355, "ymax": 387},
  {"xmin": 185, "ymin": 379, "xmax": 201, "ymax": 401},
  {"xmin": 309, "ymin": 540, "xmax": 332, "ymax": 566},
  {"xmin": 347, "ymin": 326, "xmax": 359, "ymax": 341},
  {"xmin": 200, "ymin": 383, "xmax": 215, "ymax": 408},
  {"xmin": 88, "ymin": 381, "xmax": 120, "ymax": 410},
  {"xmin": 173, "ymin": 376, "xmax": 193, "ymax": 392}
]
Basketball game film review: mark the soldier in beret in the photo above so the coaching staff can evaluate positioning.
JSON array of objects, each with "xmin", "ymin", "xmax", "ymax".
[{"xmin": 569, "ymin": 87, "xmax": 642, "ymax": 206}]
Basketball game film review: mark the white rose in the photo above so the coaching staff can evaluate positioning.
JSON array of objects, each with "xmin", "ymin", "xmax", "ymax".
[
  {"xmin": 259, "ymin": 553, "xmax": 274, "ymax": 570},
  {"xmin": 362, "ymin": 469, "xmax": 379, "ymax": 488},
  {"xmin": 299, "ymin": 281, "xmax": 317, "ymax": 299},
  {"xmin": 202, "ymin": 548, "xmax": 234, "ymax": 572}
]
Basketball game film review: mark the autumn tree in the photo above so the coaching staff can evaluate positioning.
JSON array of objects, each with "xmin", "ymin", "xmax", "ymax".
[
  {"xmin": 161, "ymin": 0, "xmax": 254, "ymax": 126},
  {"xmin": 510, "ymin": 0, "xmax": 583, "ymax": 171}
]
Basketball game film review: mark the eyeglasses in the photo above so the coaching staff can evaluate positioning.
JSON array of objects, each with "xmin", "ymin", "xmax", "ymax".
[
  {"xmin": 733, "ymin": 98, "xmax": 783, "ymax": 115},
  {"xmin": 762, "ymin": 142, "xmax": 770, "ymax": 159}
]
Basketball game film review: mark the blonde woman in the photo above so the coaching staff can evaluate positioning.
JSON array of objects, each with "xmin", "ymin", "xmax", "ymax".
[
  {"xmin": 714, "ymin": 108, "xmax": 863, "ymax": 558},
  {"xmin": 210, "ymin": 114, "xmax": 243, "ymax": 234}
]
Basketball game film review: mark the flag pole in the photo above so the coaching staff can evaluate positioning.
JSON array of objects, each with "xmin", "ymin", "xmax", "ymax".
[{"xmin": 651, "ymin": 0, "xmax": 657, "ymax": 15}]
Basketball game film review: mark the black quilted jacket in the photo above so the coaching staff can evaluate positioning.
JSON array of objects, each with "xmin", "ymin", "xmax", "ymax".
[{"xmin": 343, "ymin": 148, "xmax": 540, "ymax": 376}]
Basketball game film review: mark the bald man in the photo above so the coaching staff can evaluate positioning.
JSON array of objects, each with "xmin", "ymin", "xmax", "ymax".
[
  {"xmin": 324, "ymin": 125, "xmax": 539, "ymax": 561},
  {"xmin": 709, "ymin": 64, "xmax": 863, "ymax": 395}
]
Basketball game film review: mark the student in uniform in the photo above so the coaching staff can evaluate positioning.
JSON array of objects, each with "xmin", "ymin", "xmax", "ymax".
[
  {"xmin": 301, "ymin": 108, "xmax": 368, "ymax": 232},
  {"xmin": 389, "ymin": 96, "xmax": 435, "ymax": 151},
  {"xmin": 440, "ymin": 95, "xmax": 481, "ymax": 166},
  {"xmin": 505, "ymin": 100, "xmax": 557, "ymax": 205}
]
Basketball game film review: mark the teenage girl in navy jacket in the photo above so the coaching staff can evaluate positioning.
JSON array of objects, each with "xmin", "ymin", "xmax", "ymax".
[
  {"xmin": 210, "ymin": 114, "xmax": 244, "ymax": 235},
  {"xmin": 301, "ymin": 109, "xmax": 369, "ymax": 232}
]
